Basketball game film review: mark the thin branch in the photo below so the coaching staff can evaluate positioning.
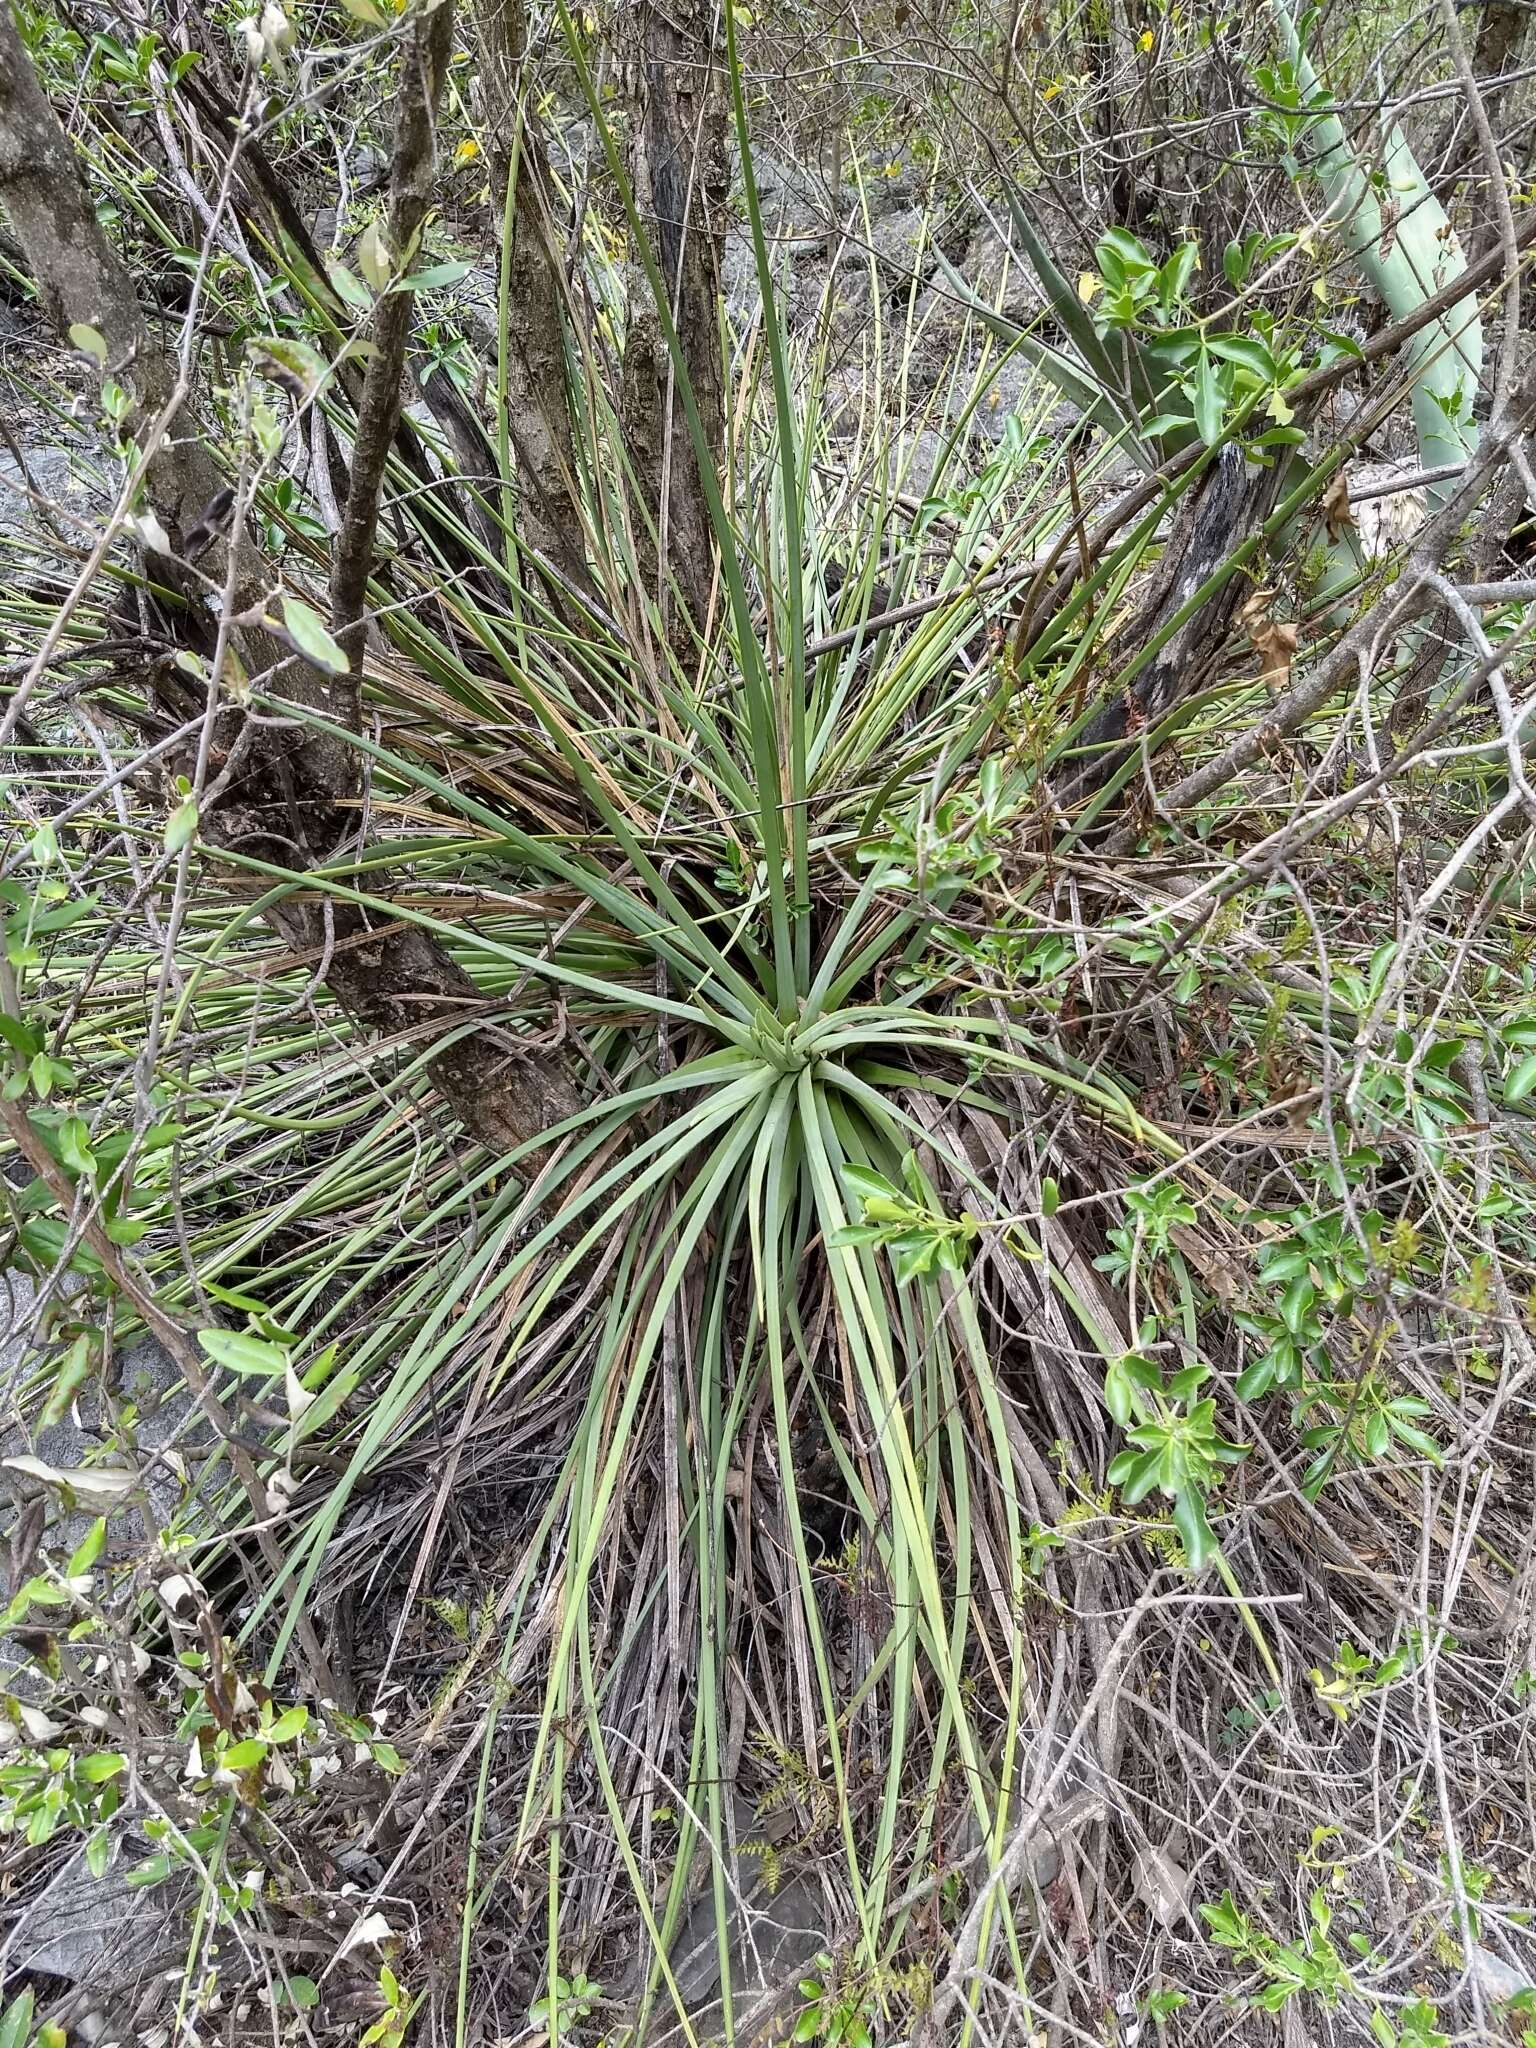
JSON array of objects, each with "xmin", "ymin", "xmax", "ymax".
[
  {"xmin": 1143, "ymin": 392, "xmax": 1533, "ymax": 826},
  {"xmin": 330, "ymin": 0, "xmax": 456, "ymax": 712}
]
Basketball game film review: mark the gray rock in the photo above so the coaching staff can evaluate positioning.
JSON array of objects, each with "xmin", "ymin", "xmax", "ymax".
[
  {"xmin": 914, "ymin": 222, "xmax": 1044, "ymax": 361},
  {"xmin": 951, "ymin": 354, "xmax": 1083, "ymax": 446},
  {"xmin": 622, "ymin": 1803, "xmax": 828, "ymax": 2045},
  {"xmin": 859, "ymin": 159, "xmax": 925, "ymax": 216},
  {"xmin": 1, "ymin": 1270, "xmax": 194, "ymax": 1555},
  {"xmin": 863, "ymin": 206, "xmax": 930, "ymax": 291},
  {"xmin": 0, "ymin": 442, "xmax": 104, "ymax": 548},
  {"xmin": 960, "ymin": 223, "xmax": 1044, "ymax": 325},
  {"xmin": 1469, "ymin": 1941, "xmax": 1536, "ymax": 2004},
  {"xmin": 806, "ymin": 203, "xmax": 973, "ymax": 350},
  {"xmin": 345, "ymin": 143, "xmax": 388, "ymax": 191},
  {"xmin": 664, "ymin": 1870, "xmax": 824, "ymax": 2013},
  {"xmin": 814, "ymin": 365, "xmax": 875, "ymax": 452},
  {"xmin": 723, "ymin": 157, "xmax": 836, "ymax": 333},
  {"xmin": 722, "ymin": 226, "xmax": 776, "ymax": 332},
  {"xmin": 890, "ymin": 429, "xmax": 949, "ymax": 497},
  {"xmin": 311, "ymin": 140, "xmax": 399, "ymax": 247},
  {"xmin": 744, "ymin": 150, "xmax": 827, "ymax": 239},
  {"xmin": 545, "ymin": 112, "xmax": 598, "ymax": 182},
  {"xmin": 2, "ymin": 1835, "xmax": 194, "ymax": 1993}
]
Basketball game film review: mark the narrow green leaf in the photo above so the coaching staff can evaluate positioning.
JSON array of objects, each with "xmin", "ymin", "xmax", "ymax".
[
  {"xmin": 1191, "ymin": 352, "xmax": 1225, "ymax": 446},
  {"xmin": 67, "ymin": 1518, "xmax": 107, "ymax": 1577},
  {"xmin": 279, "ymin": 595, "xmax": 349, "ymax": 676},
  {"xmin": 327, "ymin": 260, "xmax": 374, "ymax": 310},
  {"xmin": 0, "ymin": 1014, "xmax": 42, "ymax": 1060},
  {"xmin": 1207, "ymin": 333, "xmax": 1276, "ymax": 380},
  {"xmin": 42, "ymin": 1335, "xmax": 94, "ymax": 1427},
  {"xmin": 164, "ymin": 797, "xmax": 199, "ymax": 853},
  {"xmin": 59, "ymin": 1116, "xmax": 96, "ymax": 1177},
  {"xmin": 198, "ymin": 1328, "xmax": 289, "ymax": 1375},
  {"xmin": 356, "ymin": 220, "xmax": 393, "ymax": 290},
  {"xmin": 0, "ymin": 1991, "xmax": 35, "ymax": 2048},
  {"xmin": 1172, "ymin": 1487, "xmax": 1218, "ymax": 1570},
  {"xmin": 398, "ymin": 261, "xmax": 473, "ymax": 291},
  {"xmin": 76, "ymin": 1751, "xmax": 126, "ymax": 1783}
]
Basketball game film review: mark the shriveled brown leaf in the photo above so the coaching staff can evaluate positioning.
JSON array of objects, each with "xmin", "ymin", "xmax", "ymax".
[
  {"xmin": 1321, "ymin": 471, "xmax": 1356, "ymax": 545},
  {"xmin": 1255, "ymin": 620, "xmax": 1299, "ymax": 691},
  {"xmin": 1132, "ymin": 1839, "xmax": 1194, "ymax": 1928},
  {"xmin": 1378, "ymin": 195, "xmax": 1400, "ymax": 260},
  {"xmin": 1239, "ymin": 588, "xmax": 1300, "ymax": 694},
  {"xmin": 1169, "ymin": 1224, "xmax": 1247, "ymax": 1303}
]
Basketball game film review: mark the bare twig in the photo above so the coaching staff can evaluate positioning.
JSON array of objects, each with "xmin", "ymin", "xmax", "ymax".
[{"xmin": 330, "ymin": 0, "xmax": 456, "ymax": 708}]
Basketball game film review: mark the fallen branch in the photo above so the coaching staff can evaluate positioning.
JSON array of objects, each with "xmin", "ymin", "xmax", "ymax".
[{"xmin": 912, "ymin": 1586, "xmax": 1157, "ymax": 2044}]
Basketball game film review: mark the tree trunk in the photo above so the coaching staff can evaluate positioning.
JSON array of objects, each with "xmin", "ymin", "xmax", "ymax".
[
  {"xmin": 0, "ymin": 0, "xmax": 581, "ymax": 1171},
  {"xmin": 1050, "ymin": 449, "xmax": 1280, "ymax": 814},
  {"xmin": 475, "ymin": 0, "xmax": 592, "ymax": 592},
  {"xmin": 1432, "ymin": 0, "xmax": 1533, "ymax": 206},
  {"xmin": 171, "ymin": 58, "xmax": 491, "ymax": 588},
  {"xmin": 617, "ymin": 0, "xmax": 728, "ymax": 634},
  {"xmin": 331, "ymin": 0, "xmax": 457, "ymax": 701}
]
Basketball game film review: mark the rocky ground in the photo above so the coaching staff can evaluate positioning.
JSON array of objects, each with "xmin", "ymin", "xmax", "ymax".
[{"xmin": 0, "ymin": 139, "xmax": 1069, "ymax": 563}]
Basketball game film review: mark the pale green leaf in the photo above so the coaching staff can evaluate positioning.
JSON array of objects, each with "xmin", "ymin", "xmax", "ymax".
[
  {"xmin": 356, "ymin": 221, "xmax": 393, "ymax": 292},
  {"xmin": 164, "ymin": 797, "xmax": 199, "ymax": 853},
  {"xmin": 67, "ymin": 1518, "xmax": 107, "ymax": 1576},
  {"xmin": 198, "ymin": 1328, "xmax": 289, "ymax": 1375},
  {"xmin": 68, "ymin": 323, "xmax": 107, "ymax": 364},
  {"xmin": 280, "ymin": 595, "xmax": 349, "ymax": 676}
]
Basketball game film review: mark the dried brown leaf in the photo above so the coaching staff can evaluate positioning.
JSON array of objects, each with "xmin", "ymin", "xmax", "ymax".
[
  {"xmin": 1132, "ymin": 1840, "xmax": 1194, "ymax": 1928},
  {"xmin": 1239, "ymin": 590, "xmax": 1300, "ymax": 693},
  {"xmin": 1378, "ymin": 196, "xmax": 1400, "ymax": 260},
  {"xmin": 1321, "ymin": 472, "xmax": 1355, "ymax": 545}
]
